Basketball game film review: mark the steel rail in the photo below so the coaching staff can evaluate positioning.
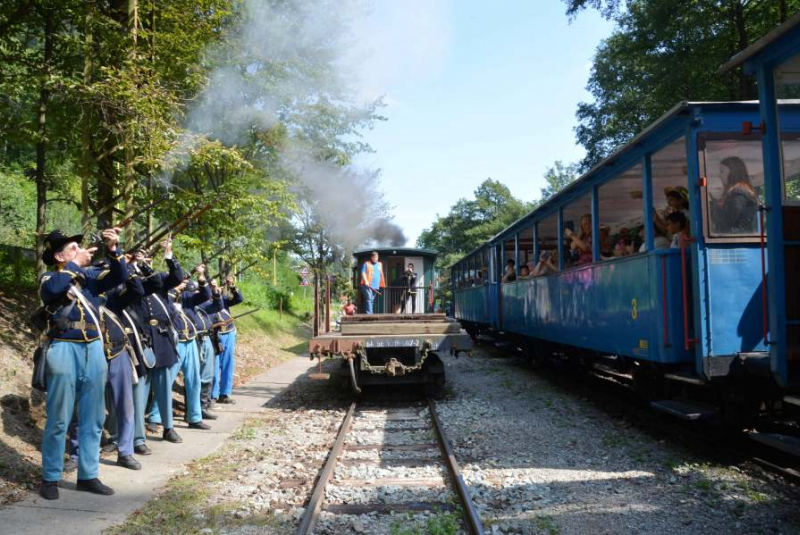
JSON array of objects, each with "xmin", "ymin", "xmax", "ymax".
[
  {"xmin": 296, "ymin": 401, "xmax": 357, "ymax": 535},
  {"xmin": 427, "ymin": 397, "xmax": 485, "ymax": 535}
]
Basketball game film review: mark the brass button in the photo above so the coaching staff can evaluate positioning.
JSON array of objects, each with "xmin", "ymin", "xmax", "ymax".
[{"xmin": 149, "ymin": 319, "xmax": 158, "ymax": 326}]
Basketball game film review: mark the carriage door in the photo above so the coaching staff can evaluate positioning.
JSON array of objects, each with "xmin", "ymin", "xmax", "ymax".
[
  {"xmin": 779, "ymin": 138, "xmax": 800, "ymax": 384},
  {"xmin": 404, "ymin": 256, "xmax": 424, "ymax": 313}
]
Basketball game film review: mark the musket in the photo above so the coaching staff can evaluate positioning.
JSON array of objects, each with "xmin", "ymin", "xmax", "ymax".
[
  {"xmin": 210, "ymin": 259, "xmax": 257, "ymax": 283},
  {"xmin": 87, "ymin": 196, "xmax": 169, "ymax": 247},
  {"xmin": 198, "ymin": 308, "xmax": 261, "ymax": 335},
  {"xmin": 191, "ymin": 245, "xmax": 230, "ymax": 275},
  {"xmin": 129, "ymin": 198, "xmax": 217, "ymax": 254},
  {"xmin": 114, "ymin": 196, "xmax": 169, "ymax": 229}
]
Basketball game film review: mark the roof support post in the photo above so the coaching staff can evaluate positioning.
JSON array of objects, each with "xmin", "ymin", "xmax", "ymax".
[
  {"xmin": 514, "ymin": 234, "xmax": 519, "ymax": 276},
  {"xmin": 591, "ymin": 185, "xmax": 600, "ymax": 262},
  {"xmin": 557, "ymin": 207, "xmax": 565, "ymax": 271},
  {"xmin": 533, "ymin": 222, "xmax": 540, "ymax": 265},
  {"xmin": 642, "ymin": 153, "xmax": 655, "ymax": 252}
]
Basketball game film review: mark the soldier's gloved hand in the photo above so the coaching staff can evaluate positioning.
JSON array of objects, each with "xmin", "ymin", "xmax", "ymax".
[
  {"xmin": 102, "ymin": 227, "xmax": 122, "ymax": 249},
  {"xmin": 195, "ymin": 264, "xmax": 206, "ymax": 280}
]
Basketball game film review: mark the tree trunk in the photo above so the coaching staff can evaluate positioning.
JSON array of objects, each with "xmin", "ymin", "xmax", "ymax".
[
  {"xmin": 122, "ymin": 0, "xmax": 138, "ymax": 245},
  {"xmin": 732, "ymin": 2, "xmax": 753, "ymax": 100},
  {"xmin": 780, "ymin": 0, "xmax": 787, "ymax": 22},
  {"xmin": 81, "ymin": 2, "xmax": 94, "ymax": 232},
  {"xmin": 35, "ymin": 13, "xmax": 54, "ymax": 277}
]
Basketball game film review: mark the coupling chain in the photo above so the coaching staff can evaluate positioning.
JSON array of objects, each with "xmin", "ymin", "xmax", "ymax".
[{"xmin": 355, "ymin": 340, "xmax": 433, "ymax": 376}]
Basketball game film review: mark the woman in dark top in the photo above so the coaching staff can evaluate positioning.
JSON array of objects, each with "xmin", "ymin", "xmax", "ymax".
[{"xmin": 715, "ymin": 156, "xmax": 758, "ymax": 234}]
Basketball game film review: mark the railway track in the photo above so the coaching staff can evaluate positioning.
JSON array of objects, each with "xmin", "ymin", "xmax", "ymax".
[{"xmin": 296, "ymin": 398, "xmax": 484, "ymax": 535}]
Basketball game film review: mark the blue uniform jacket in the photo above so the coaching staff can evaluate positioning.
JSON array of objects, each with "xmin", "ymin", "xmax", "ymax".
[
  {"xmin": 127, "ymin": 259, "xmax": 184, "ymax": 368},
  {"xmin": 199, "ymin": 287, "xmax": 243, "ymax": 333},
  {"xmin": 168, "ymin": 283, "xmax": 211, "ymax": 342},
  {"xmin": 39, "ymin": 247, "xmax": 127, "ymax": 342},
  {"xmin": 102, "ymin": 276, "xmax": 145, "ymax": 359}
]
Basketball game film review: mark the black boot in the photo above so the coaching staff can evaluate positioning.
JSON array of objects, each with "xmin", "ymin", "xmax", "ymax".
[
  {"xmin": 188, "ymin": 421, "xmax": 211, "ymax": 430},
  {"xmin": 163, "ymin": 428, "xmax": 183, "ymax": 443},
  {"xmin": 76, "ymin": 478, "xmax": 114, "ymax": 496},
  {"xmin": 134, "ymin": 443, "xmax": 152, "ymax": 456},
  {"xmin": 201, "ymin": 409, "xmax": 218, "ymax": 420},
  {"xmin": 217, "ymin": 395, "xmax": 235, "ymax": 405},
  {"xmin": 39, "ymin": 480, "xmax": 59, "ymax": 500},
  {"xmin": 116, "ymin": 455, "xmax": 142, "ymax": 470}
]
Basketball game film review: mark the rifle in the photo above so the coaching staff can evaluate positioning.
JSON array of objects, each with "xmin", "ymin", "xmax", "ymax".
[
  {"xmin": 198, "ymin": 308, "xmax": 261, "ymax": 335},
  {"xmin": 128, "ymin": 197, "xmax": 220, "ymax": 255},
  {"xmin": 87, "ymin": 196, "xmax": 169, "ymax": 247},
  {"xmin": 210, "ymin": 259, "xmax": 257, "ymax": 283},
  {"xmin": 191, "ymin": 245, "xmax": 231, "ymax": 275}
]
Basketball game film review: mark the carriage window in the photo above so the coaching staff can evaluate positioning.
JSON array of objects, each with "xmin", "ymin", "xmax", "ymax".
[
  {"xmin": 650, "ymin": 138, "xmax": 688, "ymax": 250},
  {"xmin": 562, "ymin": 192, "xmax": 593, "ymax": 268},
  {"xmin": 518, "ymin": 228, "xmax": 533, "ymax": 277},
  {"xmin": 597, "ymin": 163, "xmax": 644, "ymax": 258},
  {"xmin": 502, "ymin": 239, "xmax": 516, "ymax": 283},
  {"xmin": 534, "ymin": 214, "xmax": 559, "ymax": 276},
  {"xmin": 783, "ymin": 138, "xmax": 800, "ymax": 203},
  {"xmin": 702, "ymin": 139, "xmax": 763, "ymax": 236}
]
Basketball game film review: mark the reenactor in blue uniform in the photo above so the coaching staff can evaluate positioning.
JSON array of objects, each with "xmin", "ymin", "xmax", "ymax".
[
  {"xmin": 100, "ymin": 267, "xmax": 146, "ymax": 470},
  {"xmin": 201, "ymin": 277, "xmax": 243, "ymax": 404},
  {"xmin": 38, "ymin": 228, "xmax": 126, "ymax": 500},
  {"xmin": 148, "ymin": 265, "xmax": 212, "ymax": 430},
  {"xmin": 127, "ymin": 242, "xmax": 185, "ymax": 443},
  {"xmin": 194, "ymin": 299, "xmax": 218, "ymax": 418}
]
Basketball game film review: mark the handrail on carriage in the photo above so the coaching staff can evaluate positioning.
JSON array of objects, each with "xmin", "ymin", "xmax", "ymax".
[{"xmin": 680, "ymin": 234, "xmax": 699, "ymax": 351}]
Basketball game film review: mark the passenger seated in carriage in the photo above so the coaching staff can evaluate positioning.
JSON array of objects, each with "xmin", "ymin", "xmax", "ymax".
[
  {"xmin": 711, "ymin": 156, "xmax": 759, "ymax": 234},
  {"xmin": 502, "ymin": 259, "xmax": 516, "ymax": 283},
  {"xmin": 654, "ymin": 186, "xmax": 690, "ymax": 236},
  {"xmin": 519, "ymin": 265, "xmax": 530, "ymax": 278},
  {"xmin": 564, "ymin": 213, "xmax": 592, "ymax": 266},
  {"xmin": 666, "ymin": 211, "xmax": 690, "ymax": 248},
  {"xmin": 532, "ymin": 250, "xmax": 557, "ymax": 277}
]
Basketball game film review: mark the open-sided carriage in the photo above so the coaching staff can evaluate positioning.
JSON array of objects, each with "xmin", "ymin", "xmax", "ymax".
[{"xmin": 309, "ymin": 248, "xmax": 472, "ymax": 398}]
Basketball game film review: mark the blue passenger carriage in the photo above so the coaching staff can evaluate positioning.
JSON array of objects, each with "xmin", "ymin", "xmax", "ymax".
[{"xmin": 453, "ymin": 100, "xmax": 800, "ymax": 422}]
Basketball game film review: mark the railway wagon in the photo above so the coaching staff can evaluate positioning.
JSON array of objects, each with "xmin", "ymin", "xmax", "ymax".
[
  {"xmin": 310, "ymin": 247, "xmax": 472, "ymax": 398},
  {"xmin": 453, "ymin": 100, "xmax": 800, "ymax": 424}
]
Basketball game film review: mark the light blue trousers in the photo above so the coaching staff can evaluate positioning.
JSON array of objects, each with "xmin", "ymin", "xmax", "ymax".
[
  {"xmin": 199, "ymin": 337, "xmax": 216, "ymax": 385},
  {"xmin": 213, "ymin": 330, "xmax": 236, "ymax": 398},
  {"xmin": 149, "ymin": 340, "xmax": 202, "ymax": 424},
  {"xmin": 103, "ymin": 351, "xmax": 135, "ymax": 456},
  {"xmin": 132, "ymin": 357, "xmax": 152, "ymax": 446},
  {"xmin": 42, "ymin": 340, "xmax": 107, "ymax": 482}
]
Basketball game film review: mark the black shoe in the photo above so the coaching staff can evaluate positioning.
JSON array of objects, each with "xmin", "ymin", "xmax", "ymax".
[
  {"xmin": 101, "ymin": 442, "xmax": 118, "ymax": 453},
  {"xmin": 163, "ymin": 428, "xmax": 183, "ymax": 443},
  {"xmin": 116, "ymin": 455, "xmax": 142, "ymax": 470},
  {"xmin": 134, "ymin": 444, "xmax": 152, "ymax": 456},
  {"xmin": 63, "ymin": 458, "xmax": 78, "ymax": 473},
  {"xmin": 39, "ymin": 480, "xmax": 59, "ymax": 500},
  {"xmin": 217, "ymin": 395, "xmax": 236, "ymax": 405},
  {"xmin": 201, "ymin": 410, "xmax": 218, "ymax": 420},
  {"xmin": 76, "ymin": 478, "xmax": 114, "ymax": 496},
  {"xmin": 188, "ymin": 421, "xmax": 211, "ymax": 430},
  {"xmin": 145, "ymin": 423, "xmax": 160, "ymax": 433}
]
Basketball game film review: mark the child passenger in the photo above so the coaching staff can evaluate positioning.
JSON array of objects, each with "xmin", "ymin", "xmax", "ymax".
[{"xmin": 666, "ymin": 211, "xmax": 690, "ymax": 248}]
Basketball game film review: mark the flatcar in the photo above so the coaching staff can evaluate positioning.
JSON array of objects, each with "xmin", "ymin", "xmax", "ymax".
[
  {"xmin": 310, "ymin": 247, "xmax": 471, "ymax": 398},
  {"xmin": 452, "ymin": 100, "xmax": 800, "ymax": 425}
]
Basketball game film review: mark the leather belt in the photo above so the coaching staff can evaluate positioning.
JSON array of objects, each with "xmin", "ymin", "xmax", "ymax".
[{"xmin": 66, "ymin": 321, "xmax": 98, "ymax": 331}]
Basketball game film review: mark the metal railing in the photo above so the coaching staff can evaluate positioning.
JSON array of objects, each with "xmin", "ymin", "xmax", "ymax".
[{"xmin": 356, "ymin": 285, "xmax": 433, "ymax": 314}]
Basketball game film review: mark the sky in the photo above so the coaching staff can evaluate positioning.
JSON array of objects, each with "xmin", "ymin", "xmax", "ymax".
[{"xmin": 350, "ymin": 1, "xmax": 615, "ymax": 245}]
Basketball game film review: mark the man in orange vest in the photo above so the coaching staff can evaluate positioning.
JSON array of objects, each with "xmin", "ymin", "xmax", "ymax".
[{"xmin": 360, "ymin": 251, "xmax": 386, "ymax": 314}]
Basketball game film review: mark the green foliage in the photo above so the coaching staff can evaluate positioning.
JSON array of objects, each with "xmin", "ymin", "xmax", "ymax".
[
  {"xmin": 540, "ymin": 160, "xmax": 580, "ymax": 203},
  {"xmin": 568, "ymin": 0, "xmax": 800, "ymax": 170},
  {"xmin": 417, "ymin": 178, "xmax": 532, "ymax": 260}
]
